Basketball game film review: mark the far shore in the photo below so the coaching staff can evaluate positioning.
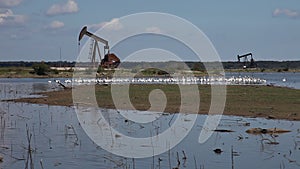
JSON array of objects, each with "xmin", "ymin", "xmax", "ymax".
[{"xmin": 0, "ymin": 67, "xmax": 299, "ymax": 79}]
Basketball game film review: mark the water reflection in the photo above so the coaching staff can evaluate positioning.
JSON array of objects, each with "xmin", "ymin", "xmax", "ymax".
[
  {"xmin": 226, "ymin": 72, "xmax": 300, "ymax": 89},
  {"xmin": 32, "ymin": 83, "xmax": 49, "ymax": 93},
  {"xmin": 0, "ymin": 101, "xmax": 299, "ymax": 169}
]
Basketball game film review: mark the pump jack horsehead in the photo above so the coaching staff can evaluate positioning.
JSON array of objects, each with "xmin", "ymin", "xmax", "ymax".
[{"xmin": 78, "ymin": 26, "xmax": 121, "ymax": 68}]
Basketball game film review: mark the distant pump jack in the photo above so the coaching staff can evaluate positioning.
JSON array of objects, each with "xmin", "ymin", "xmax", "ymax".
[{"xmin": 237, "ymin": 52, "xmax": 256, "ymax": 69}]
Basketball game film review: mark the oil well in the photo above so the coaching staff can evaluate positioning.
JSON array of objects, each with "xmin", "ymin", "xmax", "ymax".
[
  {"xmin": 78, "ymin": 26, "xmax": 120, "ymax": 69},
  {"xmin": 237, "ymin": 52, "xmax": 256, "ymax": 69}
]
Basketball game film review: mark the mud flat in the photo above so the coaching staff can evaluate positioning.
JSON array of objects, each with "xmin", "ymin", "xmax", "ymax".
[{"xmin": 11, "ymin": 84, "xmax": 300, "ymax": 121}]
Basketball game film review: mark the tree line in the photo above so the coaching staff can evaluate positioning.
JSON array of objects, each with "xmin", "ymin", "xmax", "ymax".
[{"xmin": 1, "ymin": 61, "xmax": 300, "ymax": 71}]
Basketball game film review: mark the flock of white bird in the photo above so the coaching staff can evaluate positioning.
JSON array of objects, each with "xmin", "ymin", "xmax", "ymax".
[{"xmin": 50, "ymin": 76, "xmax": 267, "ymax": 85}]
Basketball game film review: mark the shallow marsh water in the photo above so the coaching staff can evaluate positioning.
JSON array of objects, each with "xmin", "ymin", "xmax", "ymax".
[
  {"xmin": 0, "ymin": 73, "xmax": 299, "ymax": 169},
  {"xmin": 1, "ymin": 102, "xmax": 300, "ymax": 169}
]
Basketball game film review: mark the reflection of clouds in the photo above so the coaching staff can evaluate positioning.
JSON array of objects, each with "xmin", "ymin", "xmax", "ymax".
[
  {"xmin": 32, "ymin": 83, "xmax": 49, "ymax": 92},
  {"xmin": 76, "ymin": 107, "xmax": 197, "ymax": 158}
]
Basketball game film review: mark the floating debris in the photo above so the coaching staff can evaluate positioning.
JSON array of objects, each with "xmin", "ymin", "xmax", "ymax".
[
  {"xmin": 55, "ymin": 80, "xmax": 72, "ymax": 89},
  {"xmin": 261, "ymin": 138, "xmax": 279, "ymax": 145},
  {"xmin": 0, "ymin": 145, "xmax": 9, "ymax": 149},
  {"xmin": 246, "ymin": 128, "xmax": 291, "ymax": 134},
  {"xmin": 213, "ymin": 148, "xmax": 223, "ymax": 154},
  {"xmin": 213, "ymin": 129, "xmax": 235, "ymax": 133},
  {"xmin": 243, "ymin": 122, "xmax": 251, "ymax": 126},
  {"xmin": 182, "ymin": 150, "xmax": 187, "ymax": 160},
  {"xmin": 54, "ymin": 162, "xmax": 62, "ymax": 167},
  {"xmin": 267, "ymin": 115, "xmax": 276, "ymax": 119}
]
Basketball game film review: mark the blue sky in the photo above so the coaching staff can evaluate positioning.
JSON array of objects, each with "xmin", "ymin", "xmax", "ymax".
[{"xmin": 0, "ymin": 0, "xmax": 299, "ymax": 61}]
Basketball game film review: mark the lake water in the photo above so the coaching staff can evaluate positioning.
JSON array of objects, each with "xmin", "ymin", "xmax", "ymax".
[
  {"xmin": 225, "ymin": 72, "xmax": 300, "ymax": 89},
  {"xmin": 0, "ymin": 72, "xmax": 299, "ymax": 169}
]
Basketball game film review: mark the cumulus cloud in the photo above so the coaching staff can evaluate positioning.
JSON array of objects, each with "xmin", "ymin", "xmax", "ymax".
[
  {"xmin": 89, "ymin": 18, "xmax": 123, "ymax": 31},
  {"xmin": 9, "ymin": 32, "xmax": 29, "ymax": 40},
  {"xmin": 145, "ymin": 26, "xmax": 162, "ymax": 34},
  {"xmin": 0, "ymin": 0, "xmax": 22, "ymax": 7},
  {"xmin": 45, "ymin": 20, "xmax": 65, "ymax": 29},
  {"xmin": 46, "ymin": 0, "xmax": 79, "ymax": 16},
  {"xmin": 273, "ymin": 8, "xmax": 300, "ymax": 18},
  {"xmin": 0, "ymin": 8, "xmax": 27, "ymax": 26}
]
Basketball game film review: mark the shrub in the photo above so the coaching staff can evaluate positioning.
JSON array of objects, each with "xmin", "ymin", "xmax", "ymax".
[{"xmin": 32, "ymin": 62, "xmax": 50, "ymax": 75}]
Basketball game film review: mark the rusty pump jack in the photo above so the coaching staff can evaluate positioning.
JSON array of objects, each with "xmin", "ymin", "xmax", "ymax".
[
  {"xmin": 78, "ymin": 26, "xmax": 120, "ymax": 68},
  {"xmin": 237, "ymin": 52, "xmax": 256, "ymax": 68}
]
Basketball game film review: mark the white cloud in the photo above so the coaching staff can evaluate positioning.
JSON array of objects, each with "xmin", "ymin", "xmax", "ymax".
[
  {"xmin": 89, "ymin": 18, "xmax": 123, "ymax": 31},
  {"xmin": 145, "ymin": 26, "xmax": 162, "ymax": 34},
  {"xmin": 273, "ymin": 8, "xmax": 300, "ymax": 18},
  {"xmin": 0, "ymin": 8, "xmax": 27, "ymax": 26},
  {"xmin": 0, "ymin": 0, "xmax": 22, "ymax": 7},
  {"xmin": 45, "ymin": 20, "xmax": 65, "ymax": 29},
  {"xmin": 9, "ymin": 33, "xmax": 28, "ymax": 40},
  {"xmin": 46, "ymin": 0, "xmax": 79, "ymax": 16}
]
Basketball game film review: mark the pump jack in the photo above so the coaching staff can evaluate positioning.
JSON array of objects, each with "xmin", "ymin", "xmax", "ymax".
[
  {"xmin": 78, "ymin": 26, "xmax": 120, "ymax": 68},
  {"xmin": 237, "ymin": 52, "xmax": 256, "ymax": 68}
]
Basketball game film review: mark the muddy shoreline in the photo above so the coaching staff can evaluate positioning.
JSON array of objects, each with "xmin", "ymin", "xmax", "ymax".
[{"xmin": 8, "ymin": 84, "xmax": 300, "ymax": 121}]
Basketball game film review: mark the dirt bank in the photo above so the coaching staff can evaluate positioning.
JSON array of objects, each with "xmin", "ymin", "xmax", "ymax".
[{"xmin": 10, "ymin": 84, "xmax": 300, "ymax": 121}]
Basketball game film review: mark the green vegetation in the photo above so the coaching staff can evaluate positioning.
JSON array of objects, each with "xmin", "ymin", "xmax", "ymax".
[
  {"xmin": 0, "ymin": 67, "xmax": 32, "ymax": 77},
  {"xmin": 0, "ymin": 60, "xmax": 300, "ymax": 78},
  {"xmin": 139, "ymin": 68, "xmax": 170, "ymax": 76},
  {"xmin": 32, "ymin": 62, "xmax": 50, "ymax": 75},
  {"xmin": 13, "ymin": 84, "xmax": 300, "ymax": 120}
]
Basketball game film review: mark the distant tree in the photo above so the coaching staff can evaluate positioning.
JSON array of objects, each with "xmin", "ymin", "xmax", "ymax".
[
  {"xmin": 192, "ymin": 62, "xmax": 205, "ymax": 71},
  {"xmin": 141, "ymin": 68, "xmax": 169, "ymax": 76},
  {"xmin": 131, "ymin": 68, "xmax": 139, "ymax": 73},
  {"xmin": 32, "ymin": 62, "xmax": 50, "ymax": 75}
]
